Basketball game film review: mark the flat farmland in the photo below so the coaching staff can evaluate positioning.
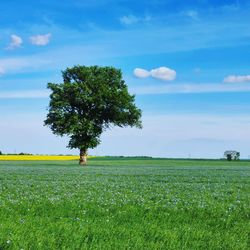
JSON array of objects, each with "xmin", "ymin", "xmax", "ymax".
[{"xmin": 0, "ymin": 158, "xmax": 249, "ymax": 249}]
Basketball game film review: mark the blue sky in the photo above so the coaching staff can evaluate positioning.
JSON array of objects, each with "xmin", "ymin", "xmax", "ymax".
[{"xmin": 1, "ymin": 0, "xmax": 250, "ymax": 158}]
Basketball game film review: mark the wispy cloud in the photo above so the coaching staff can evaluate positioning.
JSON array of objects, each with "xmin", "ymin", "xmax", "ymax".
[
  {"xmin": 30, "ymin": 33, "xmax": 51, "ymax": 46},
  {"xmin": 0, "ymin": 56, "xmax": 52, "ymax": 75},
  {"xmin": 223, "ymin": 75, "xmax": 250, "ymax": 83},
  {"xmin": 131, "ymin": 83, "xmax": 250, "ymax": 95},
  {"xmin": 0, "ymin": 90, "xmax": 49, "ymax": 99},
  {"xmin": 120, "ymin": 15, "xmax": 139, "ymax": 25},
  {"xmin": 0, "ymin": 58, "xmax": 29, "ymax": 71},
  {"xmin": 183, "ymin": 10, "xmax": 199, "ymax": 20},
  {"xmin": 134, "ymin": 67, "xmax": 176, "ymax": 81},
  {"xmin": 0, "ymin": 66, "xmax": 5, "ymax": 76},
  {"xmin": 6, "ymin": 34, "xmax": 23, "ymax": 50},
  {"xmin": 120, "ymin": 14, "xmax": 151, "ymax": 25},
  {"xmin": 95, "ymin": 113, "xmax": 250, "ymax": 158}
]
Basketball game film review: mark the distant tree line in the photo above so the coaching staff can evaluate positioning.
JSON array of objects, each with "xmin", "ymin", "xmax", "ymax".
[{"xmin": 0, "ymin": 151, "xmax": 33, "ymax": 155}]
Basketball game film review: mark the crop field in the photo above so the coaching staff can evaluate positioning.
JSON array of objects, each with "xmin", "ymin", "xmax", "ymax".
[
  {"xmin": 0, "ymin": 158, "xmax": 249, "ymax": 249},
  {"xmin": 0, "ymin": 155, "xmax": 80, "ymax": 161}
]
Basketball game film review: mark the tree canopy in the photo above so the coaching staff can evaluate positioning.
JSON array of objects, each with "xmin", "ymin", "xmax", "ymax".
[{"xmin": 44, "ymin": 65, "xmax": 142, "ymax": 164}]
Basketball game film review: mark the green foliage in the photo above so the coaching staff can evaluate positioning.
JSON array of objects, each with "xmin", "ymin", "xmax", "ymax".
[
  {"xmin": 19, "ymin": 152, "xmax": 33, "ymax": 155},
  {"xmin": 0, "ymin": 150, "xmax": 2, "ymax": 155},
  {"xmin": 236, "ymin": 152, "xmax": 240, "ymax": 160},
  {"xmin": 226, "ymin": 154, "xmax": 232, "ymax": 161},
  {"xmin": 44, "ymin": 65, "xmax": 142, "ymax": 152},
  {"xmin": 0, "ymin": 159, "xmax": 249, "ymax": 249}
]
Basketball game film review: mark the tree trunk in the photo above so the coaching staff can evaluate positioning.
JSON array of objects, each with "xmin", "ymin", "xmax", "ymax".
[{"xmin": 79, "ymin": 149, "xmax": 87, "ymax": 165}]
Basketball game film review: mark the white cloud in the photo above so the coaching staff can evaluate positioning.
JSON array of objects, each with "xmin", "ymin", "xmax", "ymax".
[
  {"xmin": 133, "ymin": 68, "xmax": 150, "ymax": 78},
  {"xmin": 223, "ymin": 75, "xmax": 250, "ymax": 83},
  {"xmin": 133, "ymin": 66, "xmax": 176, "ymax": 81},
  {"xmin": 6, "ymin": 34, "xmax": 23, "ymax": 50},
  {"xmin": 150, "ymin": 67, "xmax": 176, "ymax": 81},
  {"xmin": 30, "ymin": 33, "xmax": 51, "ymax": 46},
  {"xmin": 120, "ymin": 15, "xmax": 139, "ymax": 25}
]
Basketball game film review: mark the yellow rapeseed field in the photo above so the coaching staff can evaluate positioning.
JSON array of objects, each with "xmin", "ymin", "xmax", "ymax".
[{"xmin": 0, "ymin": 155, "xmax": 81, "ymax": 161}]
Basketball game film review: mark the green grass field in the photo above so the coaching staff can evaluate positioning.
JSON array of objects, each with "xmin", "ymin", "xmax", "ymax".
[{"xmin": 0, "ymin": 158, "xmax": 249, "ymax": 249}]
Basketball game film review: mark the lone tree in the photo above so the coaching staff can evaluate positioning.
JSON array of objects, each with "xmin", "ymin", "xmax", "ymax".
[{"xmin": 44, "ymin": 65, "xmax": 142, "ymax": 165}]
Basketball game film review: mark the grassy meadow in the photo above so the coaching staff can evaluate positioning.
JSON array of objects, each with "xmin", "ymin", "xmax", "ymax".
[{"xmin": 0, "ymin": 157, "xmax": 249, "ymax": 249}]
